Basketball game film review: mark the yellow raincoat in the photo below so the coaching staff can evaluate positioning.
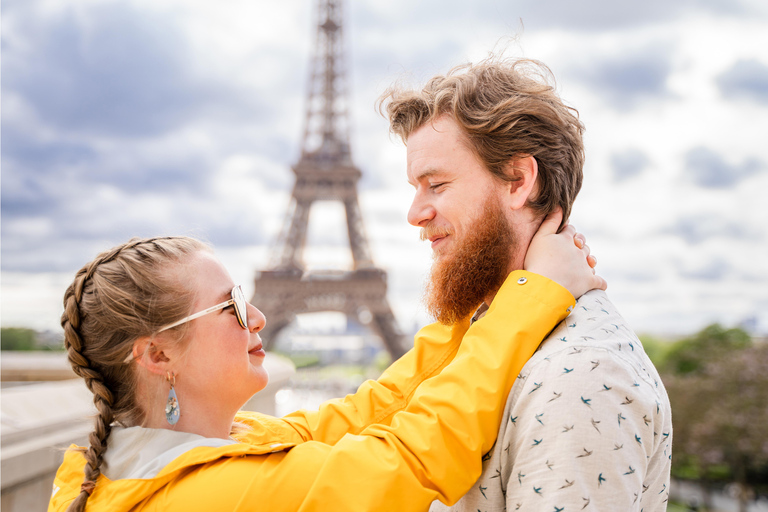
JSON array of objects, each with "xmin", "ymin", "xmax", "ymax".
[{"xmin": 48, "ymin": 271, "xmax": 574, "ymax": 512}]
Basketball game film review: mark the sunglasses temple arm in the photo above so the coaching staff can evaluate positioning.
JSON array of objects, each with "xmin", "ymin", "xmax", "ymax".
[{"xmin": 157, "ymin": 299, "xmax": 235, "ymax": 333}]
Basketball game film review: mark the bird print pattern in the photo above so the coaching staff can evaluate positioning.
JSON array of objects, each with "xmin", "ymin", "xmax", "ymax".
[{"xmin": 430, "ymin": 290, "xmax": 673, "ymax": 512}]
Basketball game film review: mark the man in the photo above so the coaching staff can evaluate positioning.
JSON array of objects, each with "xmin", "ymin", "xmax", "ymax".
[{"xmin": 380, "ymin": 58, "xmax": 672, "ymax": 511}]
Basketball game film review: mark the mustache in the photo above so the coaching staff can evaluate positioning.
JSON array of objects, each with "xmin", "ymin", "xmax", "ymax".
[{"xmin": 420, "ymin": 225, "xmax": 453, "ymax": 242}]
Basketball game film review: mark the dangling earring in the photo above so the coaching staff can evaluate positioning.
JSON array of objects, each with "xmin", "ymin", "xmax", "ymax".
[{"xmin": 165, "ymin": 371, "xmax": 180, "ymax": 425}]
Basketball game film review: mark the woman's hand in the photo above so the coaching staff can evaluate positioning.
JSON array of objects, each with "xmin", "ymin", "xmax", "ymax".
[{"xmin": 524, "ymin": 209, "xmax": 607, "ymax": 299}]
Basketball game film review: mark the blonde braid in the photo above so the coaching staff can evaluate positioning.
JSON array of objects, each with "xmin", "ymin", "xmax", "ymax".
[
  {"xmin": 62, "ymin": 266, "xmax": 116, "ymax": 510},
  {"xmin": 60, "ymin": 237, "xmax": 208, "ymax": 511}
]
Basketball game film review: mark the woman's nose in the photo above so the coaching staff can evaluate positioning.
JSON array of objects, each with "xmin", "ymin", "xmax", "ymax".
[{"xmin": 247, "ymin": 302, "xmax": 266, "ymax": 332}]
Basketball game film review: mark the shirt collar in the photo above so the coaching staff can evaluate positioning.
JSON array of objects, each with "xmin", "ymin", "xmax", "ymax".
[{"xmin": 470, "ymin": 302, "xmax": 489, "ymax": 324}]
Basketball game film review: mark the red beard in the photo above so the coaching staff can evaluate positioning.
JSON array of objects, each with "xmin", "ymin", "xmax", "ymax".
[{"xmin": 424, "ymin": 196, "xmax": 516, "ymax": 325}]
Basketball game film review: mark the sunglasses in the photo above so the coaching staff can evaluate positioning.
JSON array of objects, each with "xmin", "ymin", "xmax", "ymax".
[{"xmin": 157, "ymin": 285, "xmax": 248, "ymax": 333}]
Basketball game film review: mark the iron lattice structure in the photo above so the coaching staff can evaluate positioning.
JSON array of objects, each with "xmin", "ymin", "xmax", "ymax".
[{"xmin": 252, "ymin": 0, "xmax": 407, "ymax": 359}]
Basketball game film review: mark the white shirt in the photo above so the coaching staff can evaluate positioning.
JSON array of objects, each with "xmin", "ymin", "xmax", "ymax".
[{"xmin": 431, "ymin": 290, "xmax": 673, "ymax": 512}]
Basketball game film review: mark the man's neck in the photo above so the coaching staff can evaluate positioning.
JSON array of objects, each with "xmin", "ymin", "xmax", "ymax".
[{"xmin": 484, "ymin": 249, "xmax": 527, "ymax": 306}]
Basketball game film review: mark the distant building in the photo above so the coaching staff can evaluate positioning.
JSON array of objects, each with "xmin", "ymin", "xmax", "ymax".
[{"xmin": 278, "ymin": 318, "xmax": 383, "ymax": 366}]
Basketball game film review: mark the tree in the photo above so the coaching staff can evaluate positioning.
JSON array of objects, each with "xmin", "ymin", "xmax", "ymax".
[
  {"xmin": 638, "ymin": 334, "xmax": 675, "ymax": 366},
  {"xmin": 665, "ymin": 341, "xmax": 768, "ymax": 512},
  {"xmin": 662, "ymin": 323, "xmax": 751, "ymax": 375},
  {"xmin": 0, "ymin": 327, "xmax": 37, "ymax": 350}
]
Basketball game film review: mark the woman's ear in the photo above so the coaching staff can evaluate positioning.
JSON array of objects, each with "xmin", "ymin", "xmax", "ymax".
[
  {"xmin": 503, "ymin": 155, "xmax": 539, "ymax": 210},
  {"xmin": 132, "ymin": 336, "xmax": 172, "ymax": 376}
]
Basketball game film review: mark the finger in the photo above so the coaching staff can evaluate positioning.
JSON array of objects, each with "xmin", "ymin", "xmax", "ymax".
[
  {"xmin": 536, "ymin": 209, "xmax": 564, "ymax": 237},
  {"xmin": 587, "ymin": 255, "xmax": 597, "ymax": 268},
  {"xmin": 593, "ymin": 274, "xmax": 608, "ymax": 291},
  {"xmin": 560, "ymin": 223, "xmax": 576, "ymax": 237},
  {"xmin": 574, "ymin": 234, "xmax": 585, "ymax": 249}
]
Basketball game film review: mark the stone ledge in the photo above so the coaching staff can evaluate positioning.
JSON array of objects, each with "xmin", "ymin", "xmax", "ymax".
[
  {"xmin": 1, "ymin": 352, "xmax": 76, "ymax": 382},
  {"xmin": 1, "ymin": 422, "xmax": 90, "ymax": 489},
  {"xmin": 1, "ymin": 380, "xmax": 94, "ymax": 445}
]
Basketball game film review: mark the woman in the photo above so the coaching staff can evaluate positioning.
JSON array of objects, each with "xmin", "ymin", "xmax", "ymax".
[{"xmin": 49, "ymin": 213, "xmax": 604, "ymax": 512}]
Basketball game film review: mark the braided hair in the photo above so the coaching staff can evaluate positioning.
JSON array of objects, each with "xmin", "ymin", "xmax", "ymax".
[{"xmin": 61, "ymin": 236, "xmax": 208, "ymax": 511}]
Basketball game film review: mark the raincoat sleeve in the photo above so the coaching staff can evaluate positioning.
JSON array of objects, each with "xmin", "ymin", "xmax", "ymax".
[
  {"xmin": 286, "ymin": 271, "xmax": 575, "ymax": 511},
  {"xmin": 279, "ymin": 315, "xmax": 472, "ymax": 445}
]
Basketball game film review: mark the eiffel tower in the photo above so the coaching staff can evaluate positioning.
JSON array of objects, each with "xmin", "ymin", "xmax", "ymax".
[{"xmin": 252, "ymin": 0, "xmax": 407, "ymax": 359}]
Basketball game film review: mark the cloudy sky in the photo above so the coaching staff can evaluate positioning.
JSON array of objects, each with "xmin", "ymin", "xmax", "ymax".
[{"xmin": 3, "ymin": 0, "xmax": 768, "ymax": 340}]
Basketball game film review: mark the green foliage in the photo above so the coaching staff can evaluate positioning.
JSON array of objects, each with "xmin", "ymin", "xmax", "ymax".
[
  {"xmin": 663, "ymin": 325, "xmax": 768, "ymax": 502},
  {"xmin": 287, "ymin": 353, "xmax": 321, "ymax": 369},
  {"xmin": 373, "ymin": 350, "xmax": 392, "ymax": 374},
  {"xmin": 1, "ymin": 327, "xmax": 37, "ymax": 350},
  {"xmin": 670, "ymin": 453, "xmax": 704, "ymax": 480},
  {"xmin": 638, "ymin": 334, "xmax": 675, "ymax": 367},
  {"xmin": 705, "ymin": 465, "xmax": 731, "ymax": 482},
  {"xmin": 662, "ymin": 323, "xmax": 751, "ymax": 375},
  {"xmin": 665, "ymin": 502, "xmax": 692, "ymax": 512}
]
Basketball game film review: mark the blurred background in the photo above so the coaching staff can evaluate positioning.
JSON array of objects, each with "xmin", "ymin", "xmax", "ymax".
[{"xmin": 2, "ymin": 0, "xmax": 767, "ymax": 510}]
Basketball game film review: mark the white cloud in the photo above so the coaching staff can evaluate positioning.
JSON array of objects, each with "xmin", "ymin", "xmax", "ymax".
[{"xmin": 3, "ymin": 0, "xmax": 768, "ymax": 338}]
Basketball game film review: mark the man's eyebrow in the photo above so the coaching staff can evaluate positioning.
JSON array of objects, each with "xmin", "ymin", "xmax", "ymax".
[{"xmin": 408, "ymin": 169, "xmax": 443, "ymax": 186}]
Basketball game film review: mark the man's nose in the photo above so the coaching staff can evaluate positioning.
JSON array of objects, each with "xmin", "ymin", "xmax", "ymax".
[{"xmin": 407, "ymin": 194, "xmax": 436, "ymax": 227}]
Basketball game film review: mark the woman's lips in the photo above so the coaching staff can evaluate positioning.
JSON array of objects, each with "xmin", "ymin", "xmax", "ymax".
[{"xmin": 248, "ymin": 344, "xmax": 266, "ymax": 357}]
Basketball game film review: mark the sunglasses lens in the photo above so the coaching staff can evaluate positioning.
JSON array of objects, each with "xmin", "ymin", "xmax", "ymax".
[{"xmin": 232, "ymin": 286, "xmax": 248, "ymax": 329}]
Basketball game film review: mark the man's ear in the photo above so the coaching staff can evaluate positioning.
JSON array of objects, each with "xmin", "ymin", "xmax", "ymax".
[
  {"xmin": 132, "ymin": 336, "xmax": 172, "ymax": 376},
  {"xmin": 503, "ymin": 155, "xmax": 538, "ymax": 210}
]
